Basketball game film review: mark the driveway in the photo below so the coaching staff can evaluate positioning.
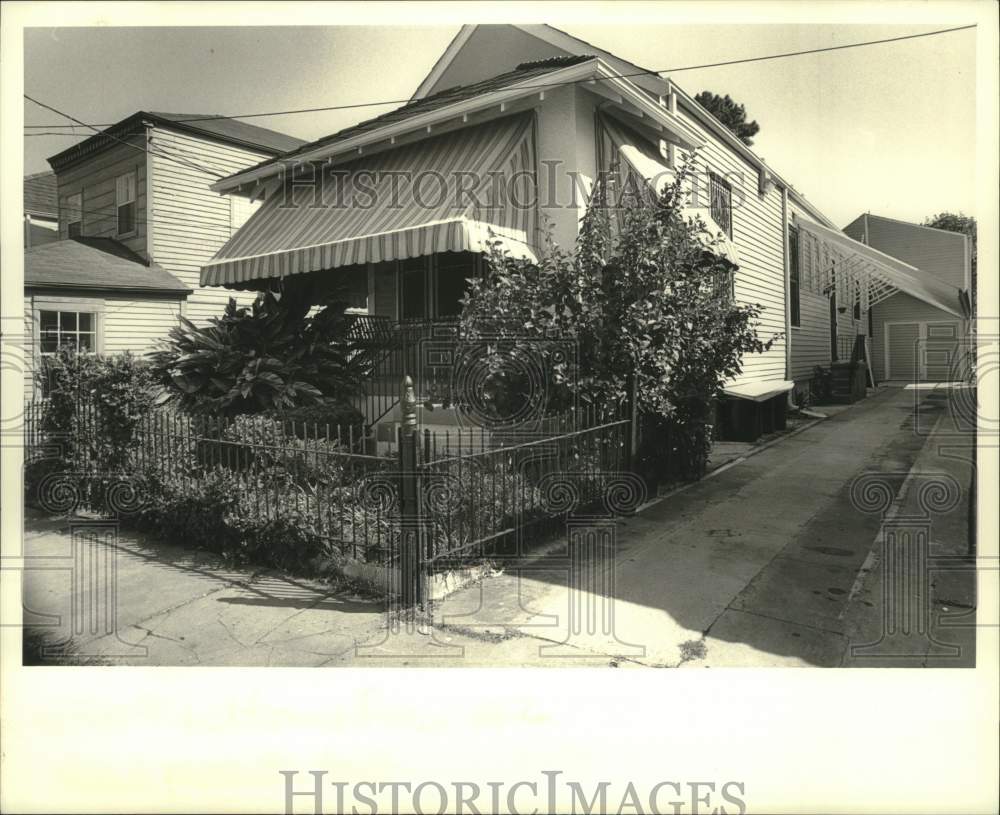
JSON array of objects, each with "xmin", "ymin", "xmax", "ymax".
[{"xmin": 19, "ymin": 385, "xmax": 975, "ymax": 667}]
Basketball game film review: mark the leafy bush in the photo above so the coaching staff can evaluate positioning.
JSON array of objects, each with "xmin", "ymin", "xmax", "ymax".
[
  {"xmin": 26, "ymin": 349, "xmax": 156, "ymax": 509},
  {"xmin": 148, "ymin": 285, "xmax": 368, "ymax": 417},
  {"xmin": 461, "ymin": 152, "xmax": 778, "ymax": 481}
]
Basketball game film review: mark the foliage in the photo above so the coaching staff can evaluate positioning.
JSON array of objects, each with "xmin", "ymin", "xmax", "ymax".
[
  {"xmin": 37, "ymin": 348, "xmax": 155, "ymax": 481},
  {"xmin": 694, "ymin": 91, "xmax": 761, "ymax": 146},
  {"xmin": 148, "ymin": 283, "xmax": 368, "ymax": 417},
  {"xmin": 811, "ymin": 365, "xmax": 833, "ymax": 403},
  {"xmin": 267, "ymin": 399, "xmax": 366, "ymax": 444},
  {"xmin": 460, "ymin": 153, "xmax": 777, "ymax": 481}
]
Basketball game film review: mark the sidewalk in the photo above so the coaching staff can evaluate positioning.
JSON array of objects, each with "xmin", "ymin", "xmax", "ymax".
[{"xmin": 20, "ymin": 385, "xmax": 973, "ymax": 667}]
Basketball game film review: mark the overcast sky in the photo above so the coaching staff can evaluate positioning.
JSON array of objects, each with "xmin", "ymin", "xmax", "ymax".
[{"xmin": 23, "ymin": 23, "xmax": 976, "ymax": 227}]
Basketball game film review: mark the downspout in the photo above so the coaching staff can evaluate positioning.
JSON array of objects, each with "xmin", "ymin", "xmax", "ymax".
[{"xmin": 781, "ymin": 185, "xmax": 793, "ymax": 404}]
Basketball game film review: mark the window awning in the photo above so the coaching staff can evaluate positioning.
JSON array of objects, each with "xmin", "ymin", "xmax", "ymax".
[
  {"xmin": 201, "ymin": 113, "xmax": 538, "ymax": 288},
  {"xmin": 792, "ymin": 216, "xmax": 965, "ymax": 318},
  {"xmin": 597, "ymin": 115, "xmax": 740, "ymax": 265}
]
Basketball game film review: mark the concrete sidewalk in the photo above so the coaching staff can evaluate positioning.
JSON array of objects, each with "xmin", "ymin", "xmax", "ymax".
[{"xmin": 20, "ymin": 385, "xmax": 974, "ymax": 667}]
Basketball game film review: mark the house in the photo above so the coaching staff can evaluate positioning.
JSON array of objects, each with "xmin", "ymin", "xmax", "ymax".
[
  {"xmin": 23, "ymin": 111, "xmax": 305, "ymax": 395},
  {"xmin": 198, "ymin": 24, "xmax": 970, "ymax": 439},
  {"xmin": 842, "ymin": 213, "xmax": 972, "ymax": 382},
  {"xmin": 23, "ymin": 171, "xmax": 59, "ymax": 248}
]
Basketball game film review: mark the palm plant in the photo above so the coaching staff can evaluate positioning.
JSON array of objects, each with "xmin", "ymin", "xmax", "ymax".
[{"xmin": 149, "ymin": 284, "xmax": 369, "ymax": 417}]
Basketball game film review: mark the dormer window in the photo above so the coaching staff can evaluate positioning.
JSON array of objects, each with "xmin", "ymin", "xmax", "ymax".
[
  {"xmin": 116, "ymin": 171, "xmax": 137, "ymax": 236},
  {"xmin": 65, "ymin": 192, "xmax": 82, "ymax": 238}
]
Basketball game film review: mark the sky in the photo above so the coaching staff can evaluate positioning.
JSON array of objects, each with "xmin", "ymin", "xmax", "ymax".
[{"xmin": 23, "ymin": 23, "xmax": 977, "ymax": 228}]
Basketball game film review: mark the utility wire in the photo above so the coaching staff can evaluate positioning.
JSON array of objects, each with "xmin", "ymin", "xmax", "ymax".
[
  {"xmin": 23, "ymin": 24, "xmax": 976, "ymax": 130},
  {"xmin": 24, "ymin": 94, "xmax": 226, "ymax": 180}
]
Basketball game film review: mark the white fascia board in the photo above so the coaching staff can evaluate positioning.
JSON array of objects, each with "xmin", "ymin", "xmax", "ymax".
[
  {"xmin": 212, "ymin": 58, "xmax": 699, "ymax": 194},
  {"xmin": 410, "ymin": 25, "xmax": 478, "ymax": 101}
]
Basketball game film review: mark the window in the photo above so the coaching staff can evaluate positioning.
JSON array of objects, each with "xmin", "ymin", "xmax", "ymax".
[
  {"xmin": 65, "ymin": 193, "xmax": 82, "ymax": 238},
  {"xmin": 788, "ymin": 225, "xmax": 801, "ymax": 327},
  {"xmin": 344, "ymin": 266, "xmax": 369, "ymax": 312},
  {"xmin": 709, "ymin": 172, "xmax": 733, "ymax": 238},
  {"xmin": 399, "ymin": 258, "xmax": 427, "ymax": 321},
  {"xmin": 116, "ymin": 171, "xmax": 137, "ymax": 235},
  {"xmin": 436, "ymin": 253, "xmax": 476, "ymax": 317},
  {"xmin": 38, "ymin": 310, "xmax": 97, "ymax": 354},
  {"xmin": 853, "ymin": 280, "xmax": 861, "ymax": 320}
]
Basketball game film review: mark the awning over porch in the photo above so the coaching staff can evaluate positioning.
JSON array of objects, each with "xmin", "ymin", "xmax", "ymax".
[
  {"xmin": 792, "ymin": 216, "xmax": 966, "ymax": 318},
  {"xmin": 597, "ymin": 114, "xmax": 740, "ymax": 264},
  {"xmin": 201, "ymin": 113, "xmax": 538, "ymax": 288}
]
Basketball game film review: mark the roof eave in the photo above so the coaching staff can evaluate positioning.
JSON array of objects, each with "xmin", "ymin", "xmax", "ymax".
[
  {"xmin": 211, "ymin": 58, "xmax": 701, "ymax": 194},
  {"xmin": 25, "ymin": 281, "xmax": 192, "ymax": 297}
]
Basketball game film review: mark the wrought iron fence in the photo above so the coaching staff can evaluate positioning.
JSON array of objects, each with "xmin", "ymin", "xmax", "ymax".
[{"xmin": 24, "ymin": 380, "xmax": 641, "ymax": 605}]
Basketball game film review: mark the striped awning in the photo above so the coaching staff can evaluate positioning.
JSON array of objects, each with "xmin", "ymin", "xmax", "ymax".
[
  {"xmin": 201, "ymin": 113, "xmax": 538, "ymax": 287},
  {"xmin": 597, "ymin": 115, "xmax": 739, "ymax": 265}
]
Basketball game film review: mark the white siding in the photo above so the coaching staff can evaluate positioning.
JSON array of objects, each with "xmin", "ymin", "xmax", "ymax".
[
  {"xmin": 101, "ymin": 296, "xmax": 184, "ymax": 355},
  {"xmin": 57, "ymin": 135, "xmax": 148, "ymax": 259},
  {"xmin": 790, "ymin": 291, "xmax": 830, "ymax": 380},
  {"xmin": 672, "ymin": 103, "xmax": 788, "ymax": 386},
  {"xmin": 149, "ymin": 128, "xmax": 271, "ymax": 326}
]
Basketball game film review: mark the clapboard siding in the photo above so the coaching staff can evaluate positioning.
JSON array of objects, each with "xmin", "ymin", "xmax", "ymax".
[
  {"xmin": 870, "ymin": 293, "xmax": 967, "ymax": 382},
  {"xmin": 101, "ymin": 297, "xmax": 185, "ymax": 355},
  {"xmin": 150, "ymin": 127, "xmax": 268, "ymax": 326},
  {"xmin": 57, "ymin": 135, "xmax": 148, "ymax": 259},
  {"xmin": 672, "ymin": 101, "xmax": 788, "ymax": 386},
  {"xmin": 790, "ymin": 291, "xmax": 830, "ymax": 380}
]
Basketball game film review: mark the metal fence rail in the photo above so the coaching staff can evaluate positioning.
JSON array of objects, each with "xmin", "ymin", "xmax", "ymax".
[{"xmin": 25, "ymin": 377, "xmax": 640, "ymax": 605}]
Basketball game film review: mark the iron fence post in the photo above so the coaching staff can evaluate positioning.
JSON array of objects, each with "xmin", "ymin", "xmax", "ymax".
[
  {"xmin": 626, "ymin": 374, "xmax": 639, "ymax": 472},
  {"xmin": 397, "ymin": 375, "xmax": 425, "ymax": 607}
]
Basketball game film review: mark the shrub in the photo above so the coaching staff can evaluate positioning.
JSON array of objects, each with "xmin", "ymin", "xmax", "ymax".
[
  {"xmin": 148, "ymin": 285, "xmax": 368, "ymax": 417},
  {"xmin": 460, "ymin": 152, "xmax": 778, "ymax": 481}
]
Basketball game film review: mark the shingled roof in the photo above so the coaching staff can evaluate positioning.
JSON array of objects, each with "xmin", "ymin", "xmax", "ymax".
[
  {"xmin": 48, "ymin": 111, "xmax": 306, "ymax": 173},
  {"xmin": 217, "ymin": 54, "xmax": 597, "ymax": 184},
  {"xmin": 25, "ymin": 238, "xmax": 190, "ymax": 295},
  {"xmin": 24, "ymin": 171, "xmax": 58, "ymax": 218}
]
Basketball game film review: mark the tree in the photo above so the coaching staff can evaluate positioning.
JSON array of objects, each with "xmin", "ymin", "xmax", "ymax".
[
  {"xmin": 459, "ymin": 156, "xmax": 778, "ymax": 480},
  {"xmin": 694, "ymin": 91, "xmax": 760, "ymax": 146},
  {"xmin": 149, "ymin": 284, "xmax": 368, "ymax": 417}
]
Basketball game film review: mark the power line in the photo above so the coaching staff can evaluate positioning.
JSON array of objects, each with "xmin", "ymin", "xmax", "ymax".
[
  {"xmin": 24, "ymin": 94, "xmax": 226, "ymax": 180},
  {"xmin": 23, "ymin": 24, "xmax": 976, "ymax": 131}
]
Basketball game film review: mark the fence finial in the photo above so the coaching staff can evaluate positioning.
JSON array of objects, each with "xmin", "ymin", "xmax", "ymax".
[{"xmin": 401, "ymin": 375, "xmax": 417, "ymax": 429}]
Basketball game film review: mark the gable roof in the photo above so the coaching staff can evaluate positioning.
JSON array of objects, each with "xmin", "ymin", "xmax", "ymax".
[
  {"xmin": 212, "ymin": 55, "xmax": 596, "ymax": 190},
  {"xmin": 48, "ymin": 111, "xmax": 306, "ymax": 173},
  {"xmin": 410, "ymin": 23, "xmax": 839, "ymax": 229},
  {"xmin": 24, "ymin": 171, "xmax": 58, "ymax": 218},
  {"xmin": 25, "ymin": 237, "xmax": 190, "ymax": 295}
]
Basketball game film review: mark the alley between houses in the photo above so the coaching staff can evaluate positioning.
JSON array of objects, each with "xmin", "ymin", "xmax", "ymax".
[{"xmin": 21, "ymin": 385, "xmax": 977, "ymax": 668}]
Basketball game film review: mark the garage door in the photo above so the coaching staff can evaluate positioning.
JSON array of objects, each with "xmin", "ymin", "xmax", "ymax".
[{"xmin": 886, "ymin": 322, "xmax": 920, "ymax": 380}]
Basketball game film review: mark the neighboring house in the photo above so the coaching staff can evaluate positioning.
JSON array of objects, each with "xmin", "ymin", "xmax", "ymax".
[
  {"xmin": 23, "ymin": 111, "xmax": 305, "ymax": 395},
  {"xmin": 842, "ymin": 213, "xmax": 972, "ymax": 383},
  {"xmin": 197, "ymin": 24, "xmax": 969, "ymax": 437},
  {"xmin": 23, "ymin": 171, "xmax": 59, "ymax": 248}
]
